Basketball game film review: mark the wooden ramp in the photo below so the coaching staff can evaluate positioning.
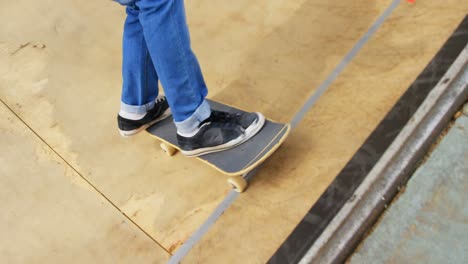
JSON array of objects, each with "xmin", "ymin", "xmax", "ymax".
[{"xmin": 0, "ymin": 0, "xmax": 466, "ymax": 263}]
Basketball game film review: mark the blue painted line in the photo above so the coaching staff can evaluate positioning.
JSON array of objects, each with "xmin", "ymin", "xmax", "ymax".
[{"xmin": 291, "ymin": 0, "xmax": 402, "ymax": 129}]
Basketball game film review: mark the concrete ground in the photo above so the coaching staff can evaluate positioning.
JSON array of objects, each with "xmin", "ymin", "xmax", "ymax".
[
  {"xmin": 350, "ymin": 114, "xmax": 468, "ymax": 264},
  {"xmin": 0, "ymin": 0, "xmax": 466, "ymax": 263}
]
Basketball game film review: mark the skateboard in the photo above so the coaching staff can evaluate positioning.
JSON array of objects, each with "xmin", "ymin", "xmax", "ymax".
[{"xmin": 146, "ymin": 99, "xmax": 290, "ymax": 192}]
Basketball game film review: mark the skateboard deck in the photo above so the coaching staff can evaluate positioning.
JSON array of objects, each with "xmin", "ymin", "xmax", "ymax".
[{"xmin": 146, "ymin": 99, "xmax": 290, "ymax": 192}]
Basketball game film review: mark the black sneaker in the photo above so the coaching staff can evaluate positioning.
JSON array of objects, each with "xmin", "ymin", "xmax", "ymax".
[
  {"xmin": 177, "ymin": 110, "xmax": 265, "ymax": 157},
  {"xmin": 118, "ymin": 96, "xmax": 171, "ymax": 137}
]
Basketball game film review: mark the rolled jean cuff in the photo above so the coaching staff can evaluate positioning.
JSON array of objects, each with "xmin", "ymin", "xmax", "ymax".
[
  {"xmin": 120, "ymin": 100, "xmax": 155, "ymax": 115},
  {"xmin": 114, "ymin": 0, "xmax": 136, "ymax": 6},
  {"xmin": 175, "ymin": 99, "xmax": 211, "ymax": 134}
]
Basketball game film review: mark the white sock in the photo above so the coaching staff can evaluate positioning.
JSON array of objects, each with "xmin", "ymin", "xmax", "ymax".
[
  {"xmin": 119, "ymin": 110, "xmax": 146, "ymax": 120},
  {"xmin": 176, "ymin": 122, "xmax": 210, "ymax": 137},
  {"xmin": 177, "ymin": 126, "xmax": 201, "ymax": 137}
]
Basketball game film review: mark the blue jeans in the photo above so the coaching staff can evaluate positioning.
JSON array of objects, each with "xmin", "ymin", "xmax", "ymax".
[{"xmin": 117, "ymin": 0, "xmax": 211, "ymax": 133}]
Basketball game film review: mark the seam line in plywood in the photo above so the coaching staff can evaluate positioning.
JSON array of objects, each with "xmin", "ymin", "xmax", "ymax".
[{"xmin": 0, "ymin": 98, "xmax": 172, "ymax": 256}]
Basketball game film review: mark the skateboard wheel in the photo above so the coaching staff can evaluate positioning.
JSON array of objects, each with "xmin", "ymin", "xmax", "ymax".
[
  {"xmin": 160, "ymin": 143, "xmax": 177, "ymax": 156},
  {"xmin": 228, "ymin": 176, "xmax": 248, "ymax": 193}
]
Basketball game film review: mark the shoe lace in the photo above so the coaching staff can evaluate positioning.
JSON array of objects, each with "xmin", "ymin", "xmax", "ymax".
[
  {"xmin": 155, "ymin": 96, "xmax": 166, "ymax": 104},
  {"xmin": 211, "ymin": 111, "xmax": 236, "ymax": 121},
  {"xmin": 210, "ymin": 111, "xmax": 241, "ymax": 129}
]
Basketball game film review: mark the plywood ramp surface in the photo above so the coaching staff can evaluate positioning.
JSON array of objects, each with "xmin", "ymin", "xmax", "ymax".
[
  {"xmin": 183, "ymin": 1, "xmax": 468, "ymax": 263},
  {"xmin": 0, "ymin": 0, "xmax": 229, "ymax": 254},
  {"xmin": 2, "ymin": 0, "xmax": 466, "ymax": 260},
  {"xmin": 0, "ymin": 103, "xmax": 169, "ymax": 263},
  {"xmin": 0, "ymin": 0, "xmax": 391, "ymax": 254}
]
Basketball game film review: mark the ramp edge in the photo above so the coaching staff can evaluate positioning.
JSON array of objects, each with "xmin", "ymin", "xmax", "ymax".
[{"xmin": 300, "ymin": 44, "xmax": 468, "ymax": 264}]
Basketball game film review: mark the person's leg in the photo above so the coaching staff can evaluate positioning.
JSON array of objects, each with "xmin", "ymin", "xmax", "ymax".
[
  {"xmin": 136, "ymin": 0, "xmax": 210, "ymax": 134},
  {"xmin": 120, "ymin": 5, "xmax": 159, "ymax": 115},
  {"xmin": 135, "ymin": 0, "xmax": 265, "ymax": 156},
  {"xmin": 118, "ymin": 5, "xmax": 170, "ymax": 136}
]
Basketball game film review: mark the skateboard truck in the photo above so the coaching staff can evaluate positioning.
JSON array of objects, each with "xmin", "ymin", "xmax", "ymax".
[{"xmin": 159, "ymin": 142, "xmax": 249, "ymax": 192}]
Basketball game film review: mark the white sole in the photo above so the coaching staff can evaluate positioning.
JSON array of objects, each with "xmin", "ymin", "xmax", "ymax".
[
  {"xmin": 181, "ymin": 112, "xmax": 266, "ymax": 157},
  {"xmin": 119, "ymin": 108, "xmax": 172, "ymax": 137}
]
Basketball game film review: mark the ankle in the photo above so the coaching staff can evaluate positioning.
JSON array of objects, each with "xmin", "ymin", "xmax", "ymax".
[
  {"xmin": 119, "ymin": 110, "xmax": 146, "ymax": 120},
  {"xmin": 174, "ymin": 100, "xmax": 211, "ymax": 136}
]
